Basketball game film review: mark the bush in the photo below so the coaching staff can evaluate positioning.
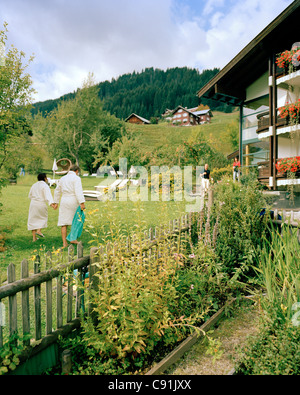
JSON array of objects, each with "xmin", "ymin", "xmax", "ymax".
[
  {"xmin": 211, "ymin": 165, "xmax": 232, "ymax": 183},
  {"xmin": 211, "ymin": 176, "xmax": 268, "ymax": 278},
  {"xmin": 235, "ymin": 226, "xmax": 300, "ymax": 375},
  {"xmin": 236, "ymin": 318, "xmax": 300, "ymax": 375}
]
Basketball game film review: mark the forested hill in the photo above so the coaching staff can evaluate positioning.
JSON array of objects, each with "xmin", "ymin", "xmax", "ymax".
[{"xmin": 32, "ymin": 67, "xmax": 233, "ymax": 120}]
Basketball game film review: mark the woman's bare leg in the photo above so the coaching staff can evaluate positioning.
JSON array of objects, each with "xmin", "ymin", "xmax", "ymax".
[
  {"xmin": 61, "ymin": 226, "xmax": 68, "ymax": 247},
  {"xmin": 32, "ymin": 230, "xmax": 37, "ymax": 242}
]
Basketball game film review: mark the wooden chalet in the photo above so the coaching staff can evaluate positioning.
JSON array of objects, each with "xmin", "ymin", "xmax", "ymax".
[
  {"xmin": 197, "ymin": 0, "xmax": 300, "ymax": 191},
  {"xmin": 171, "ymin": 106, "xmax": 212, "ymax": 126},
  {"xmin": 125, "ymin": 113, "xmax": 150, "ymax": 125}
]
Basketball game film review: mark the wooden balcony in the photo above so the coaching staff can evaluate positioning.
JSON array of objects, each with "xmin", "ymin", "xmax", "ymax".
[
  {"xmin": 256, "ymin": 111, "xmax": 291, "ymax": 137},
  {"xmin": 275, "ymin": 64, "xmax": 300, "ymax": 80},
  {"xmin": 258, "ymin": 159, "xmax": 300, "ymax": 187}
]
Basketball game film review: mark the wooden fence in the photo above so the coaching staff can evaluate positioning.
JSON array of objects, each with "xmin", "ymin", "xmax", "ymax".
[{"xmin": 0, "ymin": 212, "xmax": 197, "ymax": 370}]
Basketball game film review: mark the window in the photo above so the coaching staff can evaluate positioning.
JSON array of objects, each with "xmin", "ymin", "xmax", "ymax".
[{"xmin": 242, "ymin": 95, "xmax": 270, "ymax": 169}]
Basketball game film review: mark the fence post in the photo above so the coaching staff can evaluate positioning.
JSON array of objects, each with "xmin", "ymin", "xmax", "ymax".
[
  {"xmin": 8, "ymin": 263, "xmax": 17, "ymax": 343},
  {"xmin": 61, "ymin": 349, "xmax": 72, "ymax": 374},
  {"xmin": 67, "ymin": 245, "xmax": 75, "ymax": 323},
  {"xmin": 88, "ymin": 247, "xmax": 100, "ymax": 318},
  {"xmin": 21, "ymin": 259, "xmax": 30, "ymax": 346},
  {"xmin": 45, "ymin": 251, "xmax": 53, "ymax": 335},
  {"xmin": 34, "ymin": 256, "xmax": 42, "ymax": 341},
  {"xmin": 208, "ymin": 188, "xmax": 214, "ymax": 209},
  {"xmin": 76, "ymin": 242, "xmax": 84, "ymax": 317}
]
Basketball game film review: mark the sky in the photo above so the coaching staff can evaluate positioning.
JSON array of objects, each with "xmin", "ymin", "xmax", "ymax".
[{"xmin": 0, "ymin": 0, "xmax": 295, "ymax": 102}]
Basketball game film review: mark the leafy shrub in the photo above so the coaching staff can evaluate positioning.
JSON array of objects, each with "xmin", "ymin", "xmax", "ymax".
[
  {"xmin": 235, "ymin": 226, "xmax": 300, "ymax": 375},
  {"xmin": 211, "ymin": 176, "xmax": 268, "ymax": 277},
  {"xmin": 211, "ymin": 165, "xmax": 232, "ymax": 182},
  {"xmin": 235, "ymin": 318, "xmax": 300, "ymax": 375}
]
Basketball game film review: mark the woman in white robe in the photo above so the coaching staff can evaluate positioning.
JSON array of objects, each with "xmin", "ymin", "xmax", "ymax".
[
  {"xmin": 28, "ymin": 173, "xmax": 56, "ymax": 241},
  {"xmin": 53, "ymin": 165, "xmax": 85, "ymax": 247}
]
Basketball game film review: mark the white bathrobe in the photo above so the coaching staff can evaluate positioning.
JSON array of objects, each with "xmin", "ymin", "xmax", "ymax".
[
  {"xmin": 28, "ymin": 181, "xmax": 54, "ymax": 231},
  {"xmin": 54, "ymin": 171, "xmax": 85, "ymax": 227}
]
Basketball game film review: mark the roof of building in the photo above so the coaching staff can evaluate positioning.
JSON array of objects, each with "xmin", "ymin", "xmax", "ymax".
[
  {"xmin": 171, "ymin": 105, "xmax": 213, "ymax": 117},
  {"xmin": 192, "ymin": 109, "xmax": 213, "ymax": 117},
  {"xmin": 125, "ymin": 113, "xmax": 150, "ymax": 124},
  {"xmin": 197, "ymin": 0, "xmax": 300, "ymax": 105}
]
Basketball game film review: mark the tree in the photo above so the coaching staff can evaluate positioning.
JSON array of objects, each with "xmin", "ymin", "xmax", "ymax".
[
  {"xmin": 34, "ymin": 73, "xmax": 125, "ymax": 173},
  {"xmin": 0, "ymin": 22, "xmax": 35, "ymax": 177}
]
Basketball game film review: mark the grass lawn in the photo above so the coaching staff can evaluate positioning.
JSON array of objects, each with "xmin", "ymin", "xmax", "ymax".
[{"xmin": 0, "ymin": 174, "xmax": 189, "ymax": 280}]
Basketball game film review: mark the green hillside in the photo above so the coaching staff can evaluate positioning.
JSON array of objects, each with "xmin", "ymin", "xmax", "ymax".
[
  {"xmin": 32, "ymin": 67, "xmax": 235, "ymax": 120},
  {"xmin": 126, "ymin": 111, "xmax": 239, "ymax": 157}
]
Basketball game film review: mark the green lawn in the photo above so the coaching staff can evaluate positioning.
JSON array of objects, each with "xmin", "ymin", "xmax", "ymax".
[{"xmin": 0, "ymin": 175, "xmax": 189, "ymax": 280}]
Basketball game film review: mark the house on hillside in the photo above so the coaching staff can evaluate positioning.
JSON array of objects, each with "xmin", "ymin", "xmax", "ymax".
[
  {"xmin": 193, "ymin": 109, "xmax": 213, "ymax": 124},
  {"xmin": 197, "ymin": 0, "xmax": 300, "ymax": 193},
  {"xmin": 125, "ymin": 113, "xmax": 150, "ymax": 125},
  {"xmin": 171, "ymin": 106, "xmax": 213, "ymax": 126}
]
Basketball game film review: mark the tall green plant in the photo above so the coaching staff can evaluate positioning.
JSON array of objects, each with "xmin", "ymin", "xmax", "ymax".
[
  {"xmin": 255, "ymin": 225, "xmax": 300, "ymax": 322},
  {"xmin": 211, "ymin": 176, "xmax": 268, "ymax": 278},
  {"xmin": 235, "ymin": 226, "xmax": 300, "ymax": 375}
]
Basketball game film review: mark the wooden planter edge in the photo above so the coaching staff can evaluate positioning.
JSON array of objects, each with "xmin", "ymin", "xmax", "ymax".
[{"xmin": 145, "ymin": 298, "xmax": 237, "ymax": 376}]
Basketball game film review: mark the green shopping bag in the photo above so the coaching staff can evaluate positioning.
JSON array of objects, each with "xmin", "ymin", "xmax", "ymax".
[{"xmin": 66, "ymin": 206, "xmax": 85, "ymax": 242}]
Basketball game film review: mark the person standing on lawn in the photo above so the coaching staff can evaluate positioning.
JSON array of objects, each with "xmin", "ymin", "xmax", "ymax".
[
  {"xmin": 53, "ymin": 165, "xmax": 85, "ymax": 248},
  {"xmin": 28, "ymin": 173, "xmax": 57, "ymax": 242},
  {"xmin": 201, "ymin": 163, "xmax": 210, "ymax": 193},
  {"xmin": 233, "ymin": 156, "xmax": 241, "ymax": 181}
]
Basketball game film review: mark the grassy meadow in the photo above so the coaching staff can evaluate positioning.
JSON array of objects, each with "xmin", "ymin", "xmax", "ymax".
[
  {"xmin": 0, "ymin": 174, "xmax": 189, "ymax": 280},
  {"xmin": 127, "ymin": 111, "xmax": 239, "ymax": 155}
]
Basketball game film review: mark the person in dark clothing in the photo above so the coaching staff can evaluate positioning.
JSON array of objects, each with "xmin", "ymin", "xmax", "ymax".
[{"xmin": 201, "ymin": 163, "xmax": 210, "ymax": 193}]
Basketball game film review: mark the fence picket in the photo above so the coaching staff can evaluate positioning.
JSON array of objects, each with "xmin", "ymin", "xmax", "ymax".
[
  {"xmin": 8, "ymin": 263, "xmax": 17, "ymax": 341},
  {"xmin": 76, "ymin": 242, "xmax": 84, "ymax": 317},
  {"xmin": 67, "ymin": 245, "xmax": 74, "ymax": 323},
  {"xmin": 56, "ymin": 269, "xmax": 63, "ymax": 329},
  {"xmin": 21, "ymin": 259, "xmax": 30, "ymax": 346},
  {"xmin": 45, "ymin": 251, "xmax": 52, "ymax": 335},
  {"xmin": 88, "ymin": 247, "xmax": 100, "ymax": 317},
  {"xmin": 34, "ymin": 256, "xmax": 42, "ymax": 341}
]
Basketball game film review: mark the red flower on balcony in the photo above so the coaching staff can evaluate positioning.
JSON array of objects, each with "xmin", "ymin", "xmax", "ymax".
[
  {"xmin": 276, "ymin": 44, "xmax": 300, "ymax": 69},
  {"xmin": 276, "ymin": 156, "xmax": 300, "ymax": 173},
  {"xmin": 278, "ymin": 100, "xmax": 300, "ymax": 123},
  {"xmin": 276, "ymin": 50, "xmax": 293, "ymax": 69}
]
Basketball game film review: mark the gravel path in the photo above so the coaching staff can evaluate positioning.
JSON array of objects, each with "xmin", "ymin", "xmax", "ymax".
[{"xmin": 166, "ymin": 303, "xmax": 260, "ymax": 375}]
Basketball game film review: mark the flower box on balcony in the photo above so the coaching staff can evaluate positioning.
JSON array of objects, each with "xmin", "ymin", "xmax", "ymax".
[
  {"xmin": 276, "ymin": 44, "xmax": 300, "ymax": 77},
  {"xmin": 278, "ymin": 100, "xmax": 300, "ymax": 126},
  {"xmin": 276, "ymin": 156, "xmax": 300, "ymax": 175}
]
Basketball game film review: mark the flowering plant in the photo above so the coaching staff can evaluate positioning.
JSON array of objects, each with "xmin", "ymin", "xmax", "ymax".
[
  {"xmin": 276, "ymin": 44, "xmax": 300, "ymax": 70},
  {"xmin": 276, "ymin": 50, "xmax": 294, "ymax": 69},
  {"xmin": 278, "ymin": 99, "xmax": 300, "ymax": 124},
  {"xmin": 276, "ymin": 156, "xmax": 300, "ymax": 173}
]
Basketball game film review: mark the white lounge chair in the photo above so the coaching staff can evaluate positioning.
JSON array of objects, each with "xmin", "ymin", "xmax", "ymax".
[
  {"xmin": 95, "ymin": 179, "xmax": 123, "ymax": 193},
  {"xmin": 83, "ymin": 190, "xmax": 104, "ymax": 201},
  {"xmin": 118, "ymin": 179, "xmax": 130, "ymax": 190}
]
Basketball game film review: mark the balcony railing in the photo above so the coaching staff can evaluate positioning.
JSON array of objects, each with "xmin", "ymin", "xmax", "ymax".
[{"xmin": 256, "ymin": 111, "xmax": 289, "ymax": 135}]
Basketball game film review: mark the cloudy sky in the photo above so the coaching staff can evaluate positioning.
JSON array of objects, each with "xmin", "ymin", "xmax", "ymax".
[{"xmin": 0, "ymin": 0, "xmax": 294, "ymax": 102}]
